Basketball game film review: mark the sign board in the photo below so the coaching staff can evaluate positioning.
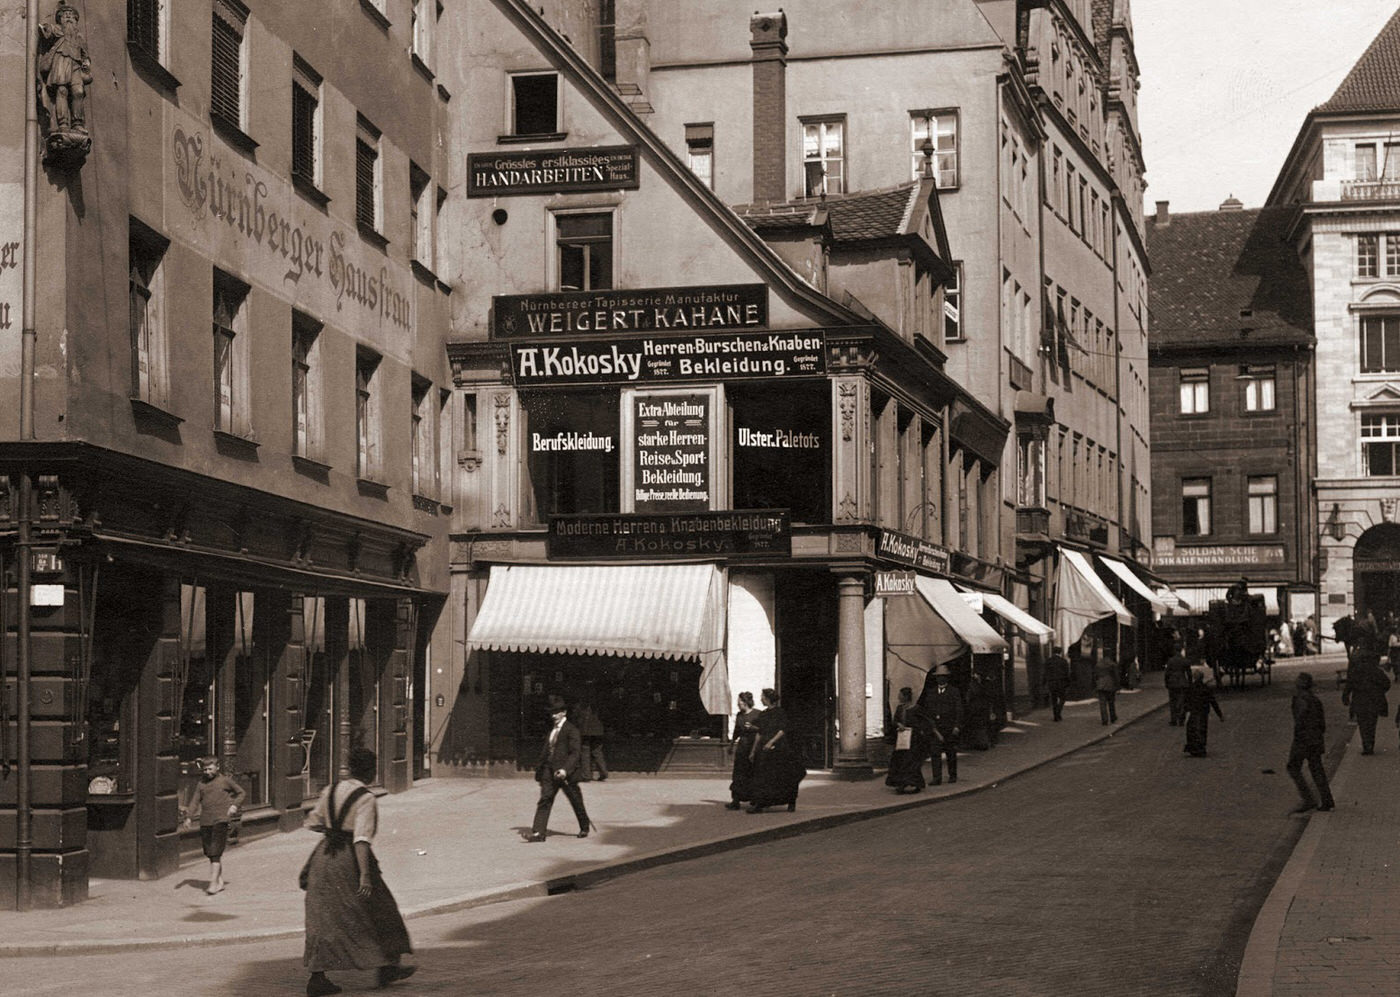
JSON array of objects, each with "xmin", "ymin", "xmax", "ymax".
[
  {"xmin": 633, "ymin": 393, "xmax": 710, "ymax": 514},
  {"xmin": 492, "ymin": 284, "xmax": 768, "ymax": 337},
  {"xmin": 876, "ymin": 529, "xmax": 952, "ymax": 575},
  {"xmin": 548, "ymin": 511, "xmax": 791, "ymax": 559},
  {"xmin": 1154, "ymin": 544, "xmax": 1286, "ymax": 568},
  {"xmin": 511, "ymin": 331, "xmax": 825, "ymax": 386},
  {"xmin": 873, "ymin": 570, "xmax": 917, "ymax": 597},
  {"xmin": 467, "ymin": 146, "xmax": 640, "ymax": 197}
]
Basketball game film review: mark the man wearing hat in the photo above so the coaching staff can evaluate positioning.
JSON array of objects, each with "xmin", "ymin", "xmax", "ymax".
[
  {"xmin": 923, "ymin": 664, "xmax": 964, "ymax": 785},
  {"xmin": 525, "ymin": 694, "xmax": 593, "ymax": 841}
]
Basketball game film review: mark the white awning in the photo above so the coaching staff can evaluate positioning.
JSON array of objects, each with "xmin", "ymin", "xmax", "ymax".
[
  {"xmin": 466, "ymin": 564, "xmax": 729, "ymax": 712},
  {"xmin": 1099, "ymin": 556, "xmax": 1169, "ymax": 615},
  {"xmin": 1174, "ymin": 585, "xmax": 1280, "ymax": 616},
  {"xmin": 914, "ymin": 576, "xmax": 1009, "ymax": 655},
  {"xmin": 972, "ymin": 591, "xmax": 1053, "ymax": 644},
  {"xmin": 1055, "ymin": 548, "xmax": 1134, "ymax": 649}
]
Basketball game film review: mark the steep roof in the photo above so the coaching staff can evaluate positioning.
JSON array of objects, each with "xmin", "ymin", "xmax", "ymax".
[
  {"xmin": 1316, "ymin": 7, "xmax": 1400, "ymax": 114},
  {"xmin": 823, "ymin": 184, "xmax": 921, "ymax": 241},
  {"xmin": 1146, "ymin": 206, "xmax": 1312, "ymax": 350}
]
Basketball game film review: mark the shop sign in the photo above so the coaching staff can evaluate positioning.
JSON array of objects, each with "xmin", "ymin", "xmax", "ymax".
[
  {"xmin": 634, "ymin": 393, "xmax": 710, "ymax": 514},
  {"xmin": 548, "ymin": 510, "xmax": 791, "ymax": 559},
  {"xmin": 492, "ymin": 284, "xmax": 768, "ymax": 337},
  {"xmin": 467, "ymin": 146, "xmax": 640, "ymax": 197},
  {"xmin": 873, "ymin": 570, "xmax": 916, "ymax": 597},
  {"xmin": 876, "ymin": 529, "xmax": 951, "ymax": 574},
  {"xmin": 736, "ymin": 425, "xmax": 822, "ymax": 449},
  {"xmin": 1155, "ymin": 544, "xmax": 1286, "ymax": 567},
  {"xmin": 511, "ymin": 331, "xmax": 826, "ymax": 385}
]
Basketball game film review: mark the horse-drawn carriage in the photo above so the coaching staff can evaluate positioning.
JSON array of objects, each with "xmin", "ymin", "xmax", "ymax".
[{"xmin": 1204, "ymin": 586, "xmax": 1271, "ymax": 688}]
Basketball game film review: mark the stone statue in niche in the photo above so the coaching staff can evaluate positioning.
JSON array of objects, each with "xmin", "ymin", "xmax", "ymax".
[{"xmin": 36, "ymin": 2, "xmax": 93, "ymax": 168}]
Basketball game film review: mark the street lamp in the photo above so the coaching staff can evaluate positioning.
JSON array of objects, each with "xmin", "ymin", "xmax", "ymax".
[{"xmin": 1325, "ymin": 503, "xmax": 1345, "ymax": 542}]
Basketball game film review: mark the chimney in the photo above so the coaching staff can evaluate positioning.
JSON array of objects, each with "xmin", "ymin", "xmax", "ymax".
[
  {"xmin": 1154, "ymin": 200, "xmax": 1170, "ymax": 225},
  {"xmin": 1219, "ymin": 194, "xmax": 1244, "ymax": 212},
  {"xmin": 750, "ymin": 10, "xmax": 788, "ymax": 204}
]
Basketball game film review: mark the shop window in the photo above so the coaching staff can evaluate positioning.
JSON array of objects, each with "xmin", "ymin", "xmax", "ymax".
[
  {"xmin": 522, "ymin": 390, "xmax": 621, "ymax": 520},
  {"xmin": 1182, "ymin": 478, "xmax": 1211, "ymax": 536},
  {"xmin": 943, "ymin": 262, "xmax": 962, "ymax": 342},
  {"xmin": 212, "ymin": 269, "xmax": 251, "ymax": 437},
  {"xmin": 1361, "ymin": 314, "xmax": 1400, "ymax": 373},
  {"xmin": 129, "ymin": 220, "xmax": 170, "ymax": 408},
  {"xmin": 231, "ymin": 592, "xmax": 268, "ymax": 806},
  {"xmin": 911, "ymin": 109, "xmax": 958, "ymax": 187},
  {"xmin": 686, "ymin": 123, "xmax": 714, "ymax": 188},
  {"xmin": 1178, "ymin": 367, "xmax": 1209, "ymax": 414},
  {"xmin": 553, "ymin": 211, "xmax": 613, "ymax": 291},
  {"xmin": 210, "ymin": 0, "xmax": 247, "ymax": 131},
  {"xmin": 356, "ymin": 349, "xmax": 382, "ymax": 481},
  {"xmin": 1247, "ymin": 475, "xmax": 1277, "ymax": 534},
  {"xmin": 1362, "ymin": 412, "xmax": 1400, "ymax": 476},
  {"xmin": 356, "ymin": 115, "xmax": 382, "ymax": 235},
  {"xmin": 291, "ymin": 55, "xmax": 321, "ymax": 188},
  {"xmin": 511, "ymin": 72, "xmax": 560, "ymax": 136},
  {"xmin": 1241, "ymin": 364, "xmax": 1275, "ymax": 412},
  {"xmin": 175, "ymin": 583, "xmax": 213, "ymax": 803},
  {"xmin": 802, "ymin": 116, "xmax": 845, "ymax": 196},
  {"xmin": 292, "ymin": 310, "xmax": 323, "ymax": 461}
]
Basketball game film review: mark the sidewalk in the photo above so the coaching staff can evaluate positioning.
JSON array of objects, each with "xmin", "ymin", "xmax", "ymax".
[
  {"xmin": 1237, "ymin": 653, "xmax": 1400, "ymax": 996},
  {"xmin": 0, "ymin": 685, "xmax": 1168, "ymax": 957}
]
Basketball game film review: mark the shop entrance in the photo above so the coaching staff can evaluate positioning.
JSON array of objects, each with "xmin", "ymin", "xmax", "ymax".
[
  {"xmin": 775, "ymin": 571, "xmax": 838, "ymax": 769},
  {"xmin": 1355, "ymin": 523, "xmax": 1400, "ymax": 623}
]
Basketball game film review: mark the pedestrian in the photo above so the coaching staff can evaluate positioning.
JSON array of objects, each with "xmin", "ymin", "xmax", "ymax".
[
  {"xmin": 963, "ymin": 672, "xmax": 992, "ymax": 751},
  {"xmin": 726, "ymin": 691, "xmax": 760, "ymax": 809},
  {"xmin": 183, "ymin": 757, "xmax": 245, "ymax": 896},
  {"xmin": 1164, "ymin": 651, "xmax": 1192, "ymax": 727},
  {"xmin": 302, "ymin": 746, "xmax": 415, "ymax": 997},
  {"xmin": 576, "ymin": 701, "xmax": 609, "ymax": 782},
  {"xmin": 1119, "ymin": 645, "xmax": 1139, "ymax": 691},
  {"xmin": 1287, "ymin": 672, "xmax": 1335, "ymax": 813},
  {"xmin": 526, "ymin": 694, "xmax": 592, "ymax": 841},
  {"xmin": 746, "ymin": 688, "xmax": 806, "ymax": 813},
  {"xmin": 924, "ymin": 665, "xmax": 963, "ymax": 785},
  {"xmin": 1043, "ymin": 645, "xmax": 1070, "ymax": 722},
  {"xmin": 1344, "ymin": 647, "xmax": 1391, "ymax": 755},
  {"xmin": 1182, "ymin": 671, "xmax": 1224, "ymax": 756},
  {"xmin": 1094, "ymin": 655, "xmax": 1119, "ymax": 725},
  {"xmin": 884, "ymin": 686, "xmax": 929, "ymax": 795}
]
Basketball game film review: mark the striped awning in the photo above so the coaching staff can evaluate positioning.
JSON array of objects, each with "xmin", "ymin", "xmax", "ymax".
[
  {"xmin": 914, "ymin": 576, "xmax": 1009, "ymax": 655},
  {"xmin": 1099, "ymin": 556, "xmax": 1169, "ymax": 615}
]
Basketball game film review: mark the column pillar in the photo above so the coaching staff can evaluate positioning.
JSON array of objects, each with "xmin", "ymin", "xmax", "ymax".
[{"xmin": 833, "ymin": 570, "xmax": 873, "ymax": 778}]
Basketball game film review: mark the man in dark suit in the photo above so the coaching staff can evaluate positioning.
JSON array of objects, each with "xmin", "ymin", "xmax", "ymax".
[
  {"xmin": 1043, "ymin": 646, "xmax": 1071, "ymax": 722},
  {"xmin": 526, "ymin": 695, "xmax": 593, "ymax": 841},
  {"xmin": 1345, "ymin": 648, "xmax": 1391, "ymax": 754},
  {"xmin": 923, "ymin": 665, "xmax": 964, "ymax": 785},
  {"xmin": 1287, "ymin": 672, "xmax": 1335, "ymax": 814}
]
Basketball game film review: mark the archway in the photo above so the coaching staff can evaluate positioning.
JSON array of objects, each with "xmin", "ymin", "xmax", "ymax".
[{"xmin": 1353, "ymin": 523, "xmax": 1400, "ymax": 625}]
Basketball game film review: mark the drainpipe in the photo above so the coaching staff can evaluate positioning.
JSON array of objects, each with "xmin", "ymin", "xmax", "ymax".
[{"xmin": 16, "ymin": 0, "xmax": 40, "ymax": 911}]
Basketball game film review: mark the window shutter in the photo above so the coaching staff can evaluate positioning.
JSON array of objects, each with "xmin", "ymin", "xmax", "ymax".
[
  {"xmin": 210, "ymin": 13, "xmax": 242, "ymax": 124},
  {"xmin": 292, "ymin": 85, "xmax": 316, "ymax": 180},
  {"xmin": 356, "ymin": 140, "xmax": 377, "ymax": 230},
  {"xmin": 128, "ymin": 0, "xmax": 160, "ymax": 55}
]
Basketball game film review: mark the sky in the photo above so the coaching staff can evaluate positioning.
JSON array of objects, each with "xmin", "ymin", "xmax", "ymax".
[{"xmin": 1134, "ymin": 0, "xmax": 1400, "ymax": 214}]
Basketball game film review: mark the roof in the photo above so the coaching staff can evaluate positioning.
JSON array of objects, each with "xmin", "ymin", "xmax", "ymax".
[
  {"xmin": 1316, "ymin": 7, "xmax": 1400, "ymax": 114},
  {"xmin": 1146, "ymin": 206, "xmax": 1312, "ymax": 350},
  {"xmin": 823, "ymin": 184, "xmax": 921, "ymax": 241}
]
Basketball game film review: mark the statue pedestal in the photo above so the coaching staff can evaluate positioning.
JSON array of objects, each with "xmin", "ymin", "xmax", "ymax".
[{"xmin": 43, "ymin": 129, "xmax": 90, "ymax": 170}]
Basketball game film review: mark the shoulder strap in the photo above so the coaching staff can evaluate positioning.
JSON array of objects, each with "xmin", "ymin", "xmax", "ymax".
[{"xmin": 331, "ymin": 785, "xmax": 371, "ymax": 832}]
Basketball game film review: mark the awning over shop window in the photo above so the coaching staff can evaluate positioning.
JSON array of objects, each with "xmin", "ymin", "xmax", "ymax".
[
  {"xmin": 1054, "ymin": 548, "xmax": 1133, "ymax": 650},
  {"xmin": 960, "ymin": 588, "xmax": 1052, "ymax": 644},
  {"xmin": 466, "ymin": 564, "xmax": 730, "ymax": 713},
  {"xmin": 1155, "ymin": 586, "xmax": 1192, "ymax": 614},
  {"xmin": 1099, "ymin": 556, "xmax": 1168, "ymax": 615},
  {"xmin": 913, "ymin": 576, "xmax": 1009, "ymax": 655},
  {"xmin": 1174, "ymin": 586, "xmax": 1280, "ymax": 616}
]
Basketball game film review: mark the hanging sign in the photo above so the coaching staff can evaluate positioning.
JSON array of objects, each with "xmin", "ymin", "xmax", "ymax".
[
  {"xmin": 873, "ymin": 570, "xmax": 917, "ymax": 597},
  {"xmin": 876, "ymin": 529, "xmax": 951, "ymax": 575}
]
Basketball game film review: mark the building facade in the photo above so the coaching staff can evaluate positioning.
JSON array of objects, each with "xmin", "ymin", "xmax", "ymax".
[
  {"xmin": 1269, "ymin": 9, "xmax": 1400, "ymax": 638},
  {"xmin": 1146, "ymin": 201, "xmax": 1316, "ymax": 628},
  {"xmin": 0, "ymin": 0, "xmax": 451, "ymax": 907}
]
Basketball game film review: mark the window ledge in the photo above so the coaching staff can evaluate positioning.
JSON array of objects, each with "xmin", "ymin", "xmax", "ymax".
[
  {"xmin": 127, "ymin": 42, "xmax": 181, "ymax": 94},
  {"xmin": 358, "ymin": 0, "xmax": 391, "ymax": 30},
  {"xmin": 130, "ymin": 397, "xmax": 183, "ymax": 428},
  {"xmin": 411, "ymin": 53, "xmax": 434, "ymax": 83},
  {"xmin": 437, "ymin": 83, "xmax": 452, "ymax": 103},
  {"xmin": 496, "ymin": 132, "xmax": 568, "ymax": 145},
  {"xmin": 357, "ymin": 477, "xmax": 391, "ymax": 499},
  {"xmin": 358, "ymin": 224, "xmax": 390, "ymax": 252},
  {"xmin": 293, "ymin": 173, "xmax": 331, "ymax": 210},
  {"xmin": 436, "ymin": 277, "xmax": 453, "ymax": 295},
  {"xmin": 411, "ymin": 258, "xmax": 441, "ymax": 287},
  {"xmin": 211, "ymin": 112, "xmax": 258, "ymax": 156},
  {"xmin": 292, "ymin": 454, "xmax": 333, "ymax": 476},
  {"xmin": 412, "ymin": 494, "xmax": 441, "ymax": 514},
  {"xmin": 213, "ymin": 429, "xmax": 261, "ymax": 455}
]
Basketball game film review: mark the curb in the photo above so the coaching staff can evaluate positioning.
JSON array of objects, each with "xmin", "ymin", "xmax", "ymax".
[{"xmin": 0, "ymin": 700, "xmax": 1168, "ymax": 958}]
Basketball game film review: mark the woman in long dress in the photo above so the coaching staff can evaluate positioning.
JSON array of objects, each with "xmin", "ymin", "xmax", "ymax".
[
  {"xmin": 726, "ymin": 691, "xmax": 760, "ymax": 809},
  {"xmin": 303, "ymin": 747, "xmax": 415, "ymax": 996},
  {"xmin": 884, "ymin": 686, "xmax": 929, "ymax": 794},
  {"xmin": 1183, "ymin": 671, "xmax": 1224, "ymax": 757},
  {"xmin": 746, "ymin": 688, "xmax": 806, "ymax": 813}
]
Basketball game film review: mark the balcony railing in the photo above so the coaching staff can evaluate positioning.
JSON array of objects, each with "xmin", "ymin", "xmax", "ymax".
[{"xmin": 1342, "ymin": 178, "xmax": 1400, "ymax": 202}]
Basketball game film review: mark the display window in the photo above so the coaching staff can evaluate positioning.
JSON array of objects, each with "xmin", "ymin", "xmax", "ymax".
[
  {"xmin": 522, "ymin": 390, "xmax": 620, "ymax": 521},
  {"xmin": 729, "ymin": 381, "xmax": 830, "ymax": 523}
]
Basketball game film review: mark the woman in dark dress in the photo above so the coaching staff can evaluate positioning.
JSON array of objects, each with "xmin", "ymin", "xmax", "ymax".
[
  {"xmin": 303, "ymin": 747, "xmax": 415, "ymax": 996},
  {"xmin": 726, "ymin": 691, "xmax": 760, "ymax": 809},
  {"xmin": 1183, "ymin": 671, "xmax": 1224, "ymax": 757},
  {"xmin": 884, "ymin": 686, "xmax": 929, "ymax": 794},
  {"xmin": 746, "ymin": 688, "xmax": 806, "ymax": 813}
]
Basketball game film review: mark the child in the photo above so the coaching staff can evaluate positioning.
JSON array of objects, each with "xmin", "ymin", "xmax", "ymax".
[{"xmin": 183, "ymin": 757, "xmax": 246, "ymax": 895}]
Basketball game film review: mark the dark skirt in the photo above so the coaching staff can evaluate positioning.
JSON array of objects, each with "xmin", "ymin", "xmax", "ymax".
[
  {"xmin": 885, "ymin": 733, "xmax": 928, "ymax": 790},
  {"xmin": 1184, "ymin": 710, "xmax": 1210, "ymax": 755},
  {"xmin": 730, "ymin": 734, "xmax": 757, "ymax": 802},
  {"xmin": 750, "ymin": 745, "xmax": 806, "ymax": 807},
  {"xmin": 303, "ymin": 835, "xmax": 412, "ymax": 972}
]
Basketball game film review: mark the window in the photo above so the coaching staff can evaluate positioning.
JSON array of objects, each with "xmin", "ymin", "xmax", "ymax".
[
  {"xmin": 292, "ymin": 311, "xmax": 322, "ymax": 460},
  {"xmin": 1051, "ymin": 146, "xmax": 1063, "ymax": 212},
  {"xmin": 411, "ymin": 375, "xmax": 435, "ymax": 498},
  {"xmin": 686, "ymin": 123, "xmax": 714, "ymax": 188},
  {"xmin": 1354, "ymin": 142, "xmax": 1400, "ymax": 181},
  {"xmin": 355, "ymin": 116, "xmax": 382, "ymax": 234},
  {"xmin": 210, "ymin": 1, "xmax": 247, "ymax": 129},
  {"xmin": 129, "ymin": 222, "xmax": 169, "ymax": 407},
  {"xmin": 510, "ymin": 72, "xmax": 560, "ymax": 136},
  {"xmin": 128, "ymin": 0, "xmax": 166, "ymax": 64},
  {"xmin": 411, "ymin": 0, "xmax": 432, "ymax": 67},
  {"xmin": 291, "ymin": 56, "xmax": 321, "ymax": 187},
  {"xmin": 1247, "ymin": 476, "xmax": 1277, "ymax": 534},
  {"xmin": 910, "ymin": 110, "xmax": 958, "ymax": 187},
  {"xmin": 1358, "ymin": 143, "xmax": 1378, "ymax": 181},
  {"xmin": 1363, "ymin": 413, "xmax": 1400, "ymax": 475},
  {"xmin": 554, "ymin": 211, "xmax": 613, "ymax": 291},
  {"xmin": 1065, "ymin": 164, "xmax": 1077, "ymax": 232},
  {"xmin": 1361, "ymin": 315, "xmax": 1400, "ymax": 373},
  {"xmin": 1017, "ymin": 435, "xmax": 1046, "ymax": 508},
  {"xmin": 943, "ymin": 262, "xmax": 962, "ymax": 342},
  {"xmin": 1182, "ymin": 478, "xmax": 1211, "ymax": 536},
  {"xmin": 410, "ymin": 162, "xmax": 433, "ymax": 267},
  {"xmin": 1241, "ymin": 365, "xmax": 1276, "ymax": 411},
  {"xmin": 1360, "ymin": 234, "xmax": 1379, "ymax": 277},
  {"xmin": 802, "ymin": 117, "xmax": 845, "ymax": 196},
  {"xmin": 597, "ymin": 0, "xmax": 617, "ymax": 83},
  {"xmin": 1078, "ymin": 176, "xmax": 1088, "ymax": 235},
  {"xmin": 355, "ymin": 349, "xmax": 382, "ymax": 480},
  {"xmin": 1179, "ymin": 367, "xmax": 1209, "ymax": 414},
  {"xmin": 212, "ymin": 269, "xmax": 250, "ymax": 436}
]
